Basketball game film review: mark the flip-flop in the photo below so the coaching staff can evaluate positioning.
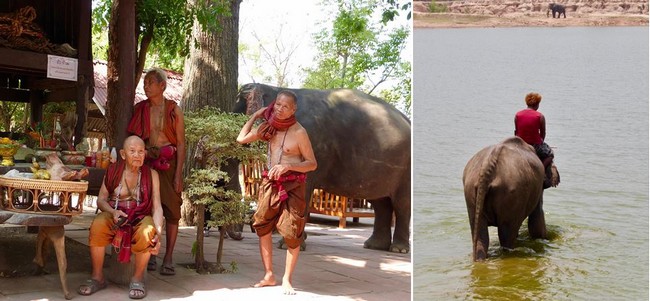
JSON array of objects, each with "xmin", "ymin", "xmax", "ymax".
[
  {"xmin": 129, "ymin": 281, "xmax": 147, "ymax": 299},
  {"xmin": 78, "ymin": 278, "xmax": 107, "ymax": 296},
  {"xmin": 147, "ymin": 256, "xmax": 157, "ymax": 271},
  {"xmin": 160, "ymin": 263, "xmax": 176, "ymax": 276}
]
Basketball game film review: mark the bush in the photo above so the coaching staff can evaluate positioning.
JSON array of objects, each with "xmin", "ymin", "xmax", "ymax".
[{"xmin": 429, "ymin": 1, "xmax": 448, "ymax": 13}]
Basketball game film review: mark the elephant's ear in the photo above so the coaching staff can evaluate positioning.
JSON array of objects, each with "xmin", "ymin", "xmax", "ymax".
[{"xmin": 245, "ymin": 84, "xmax": 264, "ymax": 115}]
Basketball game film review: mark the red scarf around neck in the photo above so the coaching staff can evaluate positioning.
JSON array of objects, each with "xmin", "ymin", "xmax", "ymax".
[{"xmin": 257, "ymin": 100, "xmax": 297, "ymax": 141}]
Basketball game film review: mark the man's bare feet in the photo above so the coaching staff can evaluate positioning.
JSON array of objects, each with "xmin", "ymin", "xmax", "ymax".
[
  {"xmin": 282, "ymin": 281, "xmax": 296, "ymax": 295},
  {"xmin": 252, "ymin": 275, "xmax": 276, "ymax": 288}
]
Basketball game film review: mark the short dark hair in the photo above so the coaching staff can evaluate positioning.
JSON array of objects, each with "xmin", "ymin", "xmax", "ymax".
[{"xmin": 277, "ymin": 90, "xmax": 297, "ymax": 105}]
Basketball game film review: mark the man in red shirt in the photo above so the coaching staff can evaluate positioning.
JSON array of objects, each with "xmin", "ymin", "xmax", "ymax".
[{"xmin": 514, "ymin": 92, "xmax": 559, "ymax": 188}]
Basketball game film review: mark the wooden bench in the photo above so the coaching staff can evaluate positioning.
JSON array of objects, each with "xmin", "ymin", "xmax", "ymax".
[
  {"xmin": 241, "ymin": 161, "xmax": 375, "ymax": 228},
  {"xmin": 0, "ymin": 210, "xmax": 73, "ymax": 299}
]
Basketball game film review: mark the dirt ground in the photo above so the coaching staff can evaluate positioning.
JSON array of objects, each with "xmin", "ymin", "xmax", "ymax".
[
  {"xmin": 0, "ymin": 227, "xmax": 90, "ymax": 278},
  {"xmin": 414, "ymin": 12, "xmax": 649, "ymax": 28}
]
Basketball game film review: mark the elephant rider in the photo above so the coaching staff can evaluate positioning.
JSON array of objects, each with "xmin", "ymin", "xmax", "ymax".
[
  {"xmin": 236, "ymin": 90, "xmax": 317, "ymax": 295},
  {"xmin": 514, "ymin": 92, "xmax": 559, "ymax": 189},
  {"xmin": 78, "ymin": 135, "xmax": 163, "ymax": 299}
]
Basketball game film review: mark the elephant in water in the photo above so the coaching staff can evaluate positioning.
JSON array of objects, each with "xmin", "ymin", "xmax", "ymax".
[
  {"xmin": 547, "ymin": 3, "xmax": 566, "ymax": 18},
  {"xmin": 463, "ymin": 137, "xmax": 547, "ymax": 261},
  {"xmin": 234, "ymin": 83, "xmax": 411, "ymax": 253}
]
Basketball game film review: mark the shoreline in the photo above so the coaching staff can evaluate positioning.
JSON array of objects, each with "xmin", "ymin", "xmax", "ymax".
[{"xmin": 414, "ymin": 12, "xmax": 649, "ymax": 28}]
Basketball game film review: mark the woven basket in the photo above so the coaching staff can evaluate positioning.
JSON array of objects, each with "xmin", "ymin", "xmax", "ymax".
[{"xmin": 0, "ymin": 176, "xmax": 87, "ymax": 215}]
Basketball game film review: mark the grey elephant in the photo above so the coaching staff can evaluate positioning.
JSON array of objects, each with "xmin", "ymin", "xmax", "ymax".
[
  {"xmin": 234, "ymin": 83, "xmax": 411, "ymax": 253},
  {"xmin": 463, "ymin": 137, "xmax": 548, "ymax": 261},
  {"xmin": 547, "ymin": 3, "xmax": 566, "ymax": 18}
]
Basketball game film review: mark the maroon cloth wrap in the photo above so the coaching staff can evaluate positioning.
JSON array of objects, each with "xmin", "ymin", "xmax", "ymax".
[
  {"xmin": 257, "ymin": 100, "xmax": 297, "ymax": 141},
  {"xmin": 262, "ymin": 170, "xmax": 307, "ymax": 202},
  {"xmin": 104, "ymin": 161, "xmax": 153, "ymax": 263},
  {"xmin": 127, "ymin": 98, "xmax": 178, "ymax": 145}
]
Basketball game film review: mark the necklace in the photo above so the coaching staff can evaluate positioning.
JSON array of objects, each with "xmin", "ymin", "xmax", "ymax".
[{"xmin": 267, "ymin": 130, "xmax": 288, "ymax": 170}]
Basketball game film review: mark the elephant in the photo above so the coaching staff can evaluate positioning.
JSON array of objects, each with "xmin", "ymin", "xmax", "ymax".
[
  {"xmin": 547, "ymin": 3, "xmax": 566, "ymax": 18},
  {"xmin": 462, "ymin": 136, "xmax": 547, "ymax": 261},
  {"xmin": 234, "ymin": 83, "xmax": 411, "ymax": 253}
]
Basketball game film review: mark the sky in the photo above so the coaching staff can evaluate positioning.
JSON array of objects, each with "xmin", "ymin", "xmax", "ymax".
[{"xmin": 238, "ymin": 0, "xmax": 413, "ymax": 89}]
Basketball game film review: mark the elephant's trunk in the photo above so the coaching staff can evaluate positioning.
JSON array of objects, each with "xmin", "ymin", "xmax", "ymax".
[{"xmin": 473, "ymin": 144, "xmax": 504, "ymax": 260}]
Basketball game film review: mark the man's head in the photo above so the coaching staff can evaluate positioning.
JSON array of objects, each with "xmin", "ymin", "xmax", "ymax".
[
  {"xmin": 525, "ymin": 92, "xmax": 542, "ymax": 108},
  {"xmin": 120, "ymin": 135, "xmax": 146, "ymax": 168},
  {"xmin": 144, "ymin": 68, "xmax": 167, "ymax": 99},
  {"xmin": 273, "ymin": 90, "xmax": 298, "ymax": 120}
]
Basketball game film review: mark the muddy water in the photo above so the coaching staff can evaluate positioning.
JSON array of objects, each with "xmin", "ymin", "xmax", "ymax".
[{"xmin": 413, "ymin": 26, "xmax": 648, "ymax": 300}]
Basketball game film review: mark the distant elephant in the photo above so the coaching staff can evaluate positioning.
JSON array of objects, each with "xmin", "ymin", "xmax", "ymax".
[
  {"xmin": 234, "ymin": 83, "xmax": 411, "ymax": 253},
  {"xmin": 462, "ymin": 137, "xmax": 547, "ymax": 261},
  {"xmin": 547, "ymin": 3, "xmax": 566, "ymax": 18}
]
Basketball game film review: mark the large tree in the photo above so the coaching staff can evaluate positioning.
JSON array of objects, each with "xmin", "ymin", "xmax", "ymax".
[{"xmin": 179, "ymin": 1, "xmax": 241, "ymax": 270}]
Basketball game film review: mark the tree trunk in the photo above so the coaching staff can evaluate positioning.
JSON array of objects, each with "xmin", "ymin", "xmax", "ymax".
[
  {"xmin": 106, "ymin": 0, "xmax": 136, "ymax": 149},
  {"xmin": 180, "ymin": 0, "xmax": 241, "ymax": 227},
  {"xmin": 194, "ymin": 203, "xmax": 206, "ymax": 273}
]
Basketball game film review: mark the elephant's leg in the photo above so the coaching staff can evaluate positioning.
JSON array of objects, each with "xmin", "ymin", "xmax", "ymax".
[
  {"xmin": 389, "ymin": 182, "xmax": 411, "ymax": 253},
  {"xmin": 473, "ymin": 221, "xmax": 489, "ymax": 261},
  {"xmin": 497, "ymin": 223, "xmax": 518, "ymax": 250},
  {"xmin": 528, "ymin": 196, "xmax": 547, "ymax": 239},
  {"xmin": 364, "ymin": 197, "xmax": 393, "ymax": 251}
]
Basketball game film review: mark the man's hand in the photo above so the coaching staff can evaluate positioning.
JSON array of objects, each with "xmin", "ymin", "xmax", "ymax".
[
  {"xmin": 149, "ymin": 234, "xmax": 161, "ymax": 255},
  {"xmin": 253, "ymin": 107, "xmax": 266, "ymax": 119},
  {"xmin": 112, "ymin": 209, "xmax": 128, "ymax": 223},
  {"xmin": 267, "ymin": 164, "xmax": 289, "ymax": 180}
]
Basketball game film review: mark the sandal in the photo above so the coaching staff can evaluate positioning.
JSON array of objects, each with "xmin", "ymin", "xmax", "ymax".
[
  {"xmin": 129, "ymin": 282, "xmax": 147, "ymax": 299},
  {"xmin": 78, "ymin": 278, "xmax": 107, "ymax": 296},
  {"xmin": 147, "ymin": 256, "xmax": 157, "ymax": 271},
  {"xmin": 160, "ymin": 263, "xmax": 176, "ymax": 276}
]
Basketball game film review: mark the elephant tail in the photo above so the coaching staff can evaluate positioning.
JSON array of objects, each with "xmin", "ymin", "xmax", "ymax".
[{"xmin": 473, "ymin": 144, "xmax": 504, "ymax": 259}]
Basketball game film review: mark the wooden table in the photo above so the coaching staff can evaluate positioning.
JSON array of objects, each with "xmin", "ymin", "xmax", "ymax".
[
  {"xmin": 0, "ymin": 164, "xmax": 106, "ymax": 196},
  {"xmin": 0, "ymin": 209, "xmax": 74, "ymax": 299}
]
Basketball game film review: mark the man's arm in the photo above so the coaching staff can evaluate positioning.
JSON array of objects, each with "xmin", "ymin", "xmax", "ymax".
[
  {"xmin": 236, "ymin": 108, "xmax": 266, "ymax": 144},
  {"xmin": 173, "ymin": 105, "xmax": 185, "ymax": 193},
  {"xmin": 150, "ymin": 170, "xmax": 163, "ymax": 254},
  {"xmin": 539, "ymin": 115, "xmax": 546, "ymax": 141}
]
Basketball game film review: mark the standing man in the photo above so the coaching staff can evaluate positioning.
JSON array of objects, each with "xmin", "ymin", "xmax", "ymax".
[
  {"xmin": 237, "ymin": 91, "xmax": 317, "ymax": 295},
  {"xmin": 514, "ymin": 92, "xmax": 559, "ymax": 188},
  {"xmin": 127, "ymin": 68, "xmax": 185, "ymax": 276}
]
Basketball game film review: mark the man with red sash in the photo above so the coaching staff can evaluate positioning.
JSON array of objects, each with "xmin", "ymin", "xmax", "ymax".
[
  {"xmin": 237, "ymin": 90, "xmax": 317, "ymax": 295},
  {"xmin": 78, "ymin": 136, "xmax": 163, "ymax": 299},
  {"xmin": 127, "ymin": 67, "xmax": 185, "ymax": 276},
  {"xmin": 515, "ymin": 92, "xmax": 560, "ymax": 188}
]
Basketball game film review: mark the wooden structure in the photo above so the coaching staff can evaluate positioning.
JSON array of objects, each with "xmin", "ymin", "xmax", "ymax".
[
  {"xmin": 0, "ymin": 1, "xmax": 93, "ymax": 142},
  {"xmin": 241, "ymin": 160, "xmax": 375, "ymax": 228},
  {"xmin": 0, "ymin": 175, "xmax": 87, "ymax": 215},
  {"xmin": 0, "ymin": 209, "xmax": 74, "ymax": 299}
]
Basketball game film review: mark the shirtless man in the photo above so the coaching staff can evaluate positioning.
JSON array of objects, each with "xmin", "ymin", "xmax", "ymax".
[
  {"xmin": 78, "ymin": 136, "xmax": 163, "ymax": 299},
  {"xmin": 237, "ymin": 90, "xmax": 317, "ymax": 295},
  {"xmin": 127, "ymin": 68, "xmax": 185, "ymax": 275}
]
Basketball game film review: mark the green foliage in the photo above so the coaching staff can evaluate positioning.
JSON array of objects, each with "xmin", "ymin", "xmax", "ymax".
[
  {"xmin": 379, "ymin": 61, "xmax": 411, "ymax": 117},
  {"xmin": 184, "ymin": 109, "xmax": 265, "ymax": 229},
  {"xmin": 303, "ymin": 0, "xmax": 411, "ymax": 115},
  {"xmin": 380, "ymin": 0, "xmax": 412, "ymax": 22},
  {"xmin": 91, "ymin": 0, "xmax": 230, "ymax": 72},
  {"xmin": 429, "ymin": 1, "xmax": 448, "ymax": 13}
]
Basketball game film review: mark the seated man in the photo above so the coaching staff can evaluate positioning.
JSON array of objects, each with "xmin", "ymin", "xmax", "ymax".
[
  {"xmin": 78, "ymin": 136, "xmax": 163, "ymax": 299},
  {"xmin": 514, "ymin": 92, "xmax": 560, "ymax": 188}
]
